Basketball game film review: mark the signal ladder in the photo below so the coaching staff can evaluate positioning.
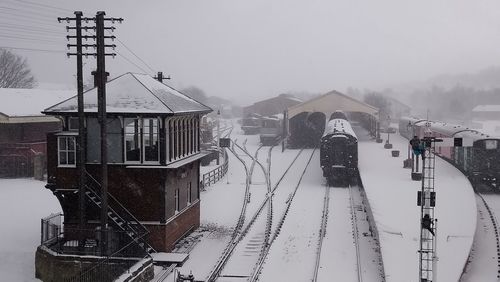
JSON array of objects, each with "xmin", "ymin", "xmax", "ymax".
[{"xmin": 417, "ymin": 138, "xmax": 438, "ymax": 282}]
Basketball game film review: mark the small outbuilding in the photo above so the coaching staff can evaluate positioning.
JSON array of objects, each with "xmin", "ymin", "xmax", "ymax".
[
  {"xmin": 243, "ymin": 93, "xmax": 302, "ymax": 117},
  {"xmin": 472, "ymin": 105, "xmax": 500, "ymax": 120},
  {"xmin": 0, "ymin": 88, "xmax": 73, "ymax": 178}
]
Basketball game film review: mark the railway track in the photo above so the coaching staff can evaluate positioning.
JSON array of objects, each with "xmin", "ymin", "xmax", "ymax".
[
  {"xmin": 250, "ymin": 148, "xmax": 316, "ymax": 282},
  {"xmin": 466, "ymin": 193, "xmax": 500, "ymax": 280},
  {"xmin": 348, "ymin": 185, "xmax": 363, "ymax": 282},
  {"xmin": 207, "ymin": 146, "xmax": 308, "ymax": 281},
  {"xmin": 312, "ymin": 184, "xmax": 364, "ymax": 282},
  {"xmin": 312, "ymin": 183, "xmax": 330, "ymax": 282}
]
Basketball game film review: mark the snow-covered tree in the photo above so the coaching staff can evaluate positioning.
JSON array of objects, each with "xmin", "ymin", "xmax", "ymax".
[{"xmin": 0, "ymin": 48, "xmax": 36, "ymax": 88}]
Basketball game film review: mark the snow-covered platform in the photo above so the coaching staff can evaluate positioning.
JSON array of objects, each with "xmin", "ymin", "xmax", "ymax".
[
  {"xmin": 356, "ymin": 128, "xmax": 476, "ymax": 282},
  {"xmin": 151, "ymin": 252, "xmax": 189, "ymax": 265}
]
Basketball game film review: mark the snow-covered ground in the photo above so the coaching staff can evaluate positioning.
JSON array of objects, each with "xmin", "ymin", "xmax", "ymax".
[
  {"xmin": 0, "ymin": 179, "xmax": 62, "ymax": 281},
  {"xmin": 161, "ymin": 121, "xmax": 383, "ymax": 281},
  {"xmin": 357, "ymin": 127, "xmax": 476, "ymax": 282},
  {"xmin": 0, "ymin": 120, "xmax": 482, "ymax": 282}
]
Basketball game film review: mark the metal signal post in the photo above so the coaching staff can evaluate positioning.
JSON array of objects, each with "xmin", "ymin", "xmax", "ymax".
[{"xmin": 416, "ymin": 136, "xmax": 440, "ymax": 282}]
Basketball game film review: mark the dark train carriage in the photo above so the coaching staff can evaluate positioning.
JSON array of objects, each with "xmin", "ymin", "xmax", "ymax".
[
  {"xmin": 260, "ymin": 114, "xmax": 283, "ymax": 146},
  {"xmin": 320, "ymin": 118, "xmax": 358, "ymax": 185},
  {"xmin": 452, "ymin": 134, "xmax": 500, "ymax": 189},
  {"xmin": 241, "ymin": 114, "xmax": 262, "ymax": 135},
  {"xmin": 329, "ymin": 110, "xmax": 348, "ymax": 121}
]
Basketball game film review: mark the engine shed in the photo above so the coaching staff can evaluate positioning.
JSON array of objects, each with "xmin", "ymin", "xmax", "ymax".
[
  {"xmin": 39, "ymin": 72, "xmax": 212, "ymax": 256},
  {"xmin": 286, "ymin": 90, "xmax": 380, "ymax": 148}
]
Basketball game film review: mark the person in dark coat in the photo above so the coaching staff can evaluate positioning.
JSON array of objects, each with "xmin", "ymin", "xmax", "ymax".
[
  {"xmin": 422, "ymin": 214, "xmax": 434, "ymax": 236},
  {"xmin": 410, "ymin": 136, "xmax": 425, "ymax": 160}
]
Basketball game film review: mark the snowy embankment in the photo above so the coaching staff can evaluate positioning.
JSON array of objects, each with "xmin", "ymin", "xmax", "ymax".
[
  {"xmin": 0, "ymin": 179, "xmax": 62, "ymax": 282},
  {"xmin": 460, "ymin": 195, "xmax": 499, "ymax": 282},
  {"xmin": 357, "ymin": 128, "xmax": 476, "ymax": 282}
]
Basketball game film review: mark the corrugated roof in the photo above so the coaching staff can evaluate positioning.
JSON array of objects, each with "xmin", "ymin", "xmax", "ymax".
[{"xmin": 44, "ymin": 73, "xmax": 212, "ymax": 115}]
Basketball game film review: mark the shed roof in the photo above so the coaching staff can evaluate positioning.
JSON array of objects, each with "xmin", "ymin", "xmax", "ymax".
[
  {"xmin": 287, "ymin": 90, "xmax": 379, "ymax": 119},
  {"xmin": 472, "ymin": 105, "xmax": 500, "ymax": 112},
  {"xmin": 44, "ymin": 73, "xmax": 212, "ymax": 115},
  {"xmin": 0, "ymin": 88, "xmax": 74, "ymax": 117}
]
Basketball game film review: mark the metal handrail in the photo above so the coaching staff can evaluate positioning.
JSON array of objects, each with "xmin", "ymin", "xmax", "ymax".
[
  {"xmin": 85, "ymin": 171, "xmax": 149, "ymax": 235},
  {"xmin": 64, "ymin": 230, "xmax": 151, "ymax": 282}
]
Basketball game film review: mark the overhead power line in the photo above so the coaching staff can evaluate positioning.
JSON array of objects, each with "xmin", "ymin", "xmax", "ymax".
[
  {"xmin": 0, "ymin": 45, "xmax": 66, "ymax": 53},
  {"xmin": 0, "ymin": 24, "xmax": 63, "ymax": 35},
  {"xmin": 0, "ymin": 34, "xmax": 62, "ymax": 43},
  {"xmin": 115, "ymin": 51, "xmax": 150, "ymax": 74},
  {"xmin": 14, "ymin": 0, "xmax": 74, "ymax": 13},
  {"xmin": 115, "ymin": 37, "xmax": 156, "ymax": 74}
]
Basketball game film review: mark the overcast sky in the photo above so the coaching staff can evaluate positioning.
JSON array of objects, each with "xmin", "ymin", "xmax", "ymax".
[{"xmin": 2, "ymin": 0, "xmax": 500, "ymax": 105}]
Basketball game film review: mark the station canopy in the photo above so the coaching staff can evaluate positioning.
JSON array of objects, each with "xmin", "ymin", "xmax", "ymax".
[{"xmin": 287, "ymin": 90, "xmax": 379, "ymax": 120}]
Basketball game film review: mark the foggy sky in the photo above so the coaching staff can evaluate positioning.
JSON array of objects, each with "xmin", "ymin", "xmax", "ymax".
[{"xmin": 3, "ymin": 0, "xmax": 500, "ymax": 105}]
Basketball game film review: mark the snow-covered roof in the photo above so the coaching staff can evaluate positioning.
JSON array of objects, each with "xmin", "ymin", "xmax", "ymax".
[
  {"xmin": 288, "ymin": 90, "xmax": 379, "ymax": 119},
  {"xmin": 43, "ymin": 73, "xmax": 212, "ymax": 115},
  {"xmin": 472, "ymin": 105, "xmax": 500, "ymax": 112},
  {"xmin": 322, "ymin": 118, "xmax": 357, "ymax": 138},
  {"xmin": 0, "ymin": 88, "xmax": 75, "ymax": 117}
]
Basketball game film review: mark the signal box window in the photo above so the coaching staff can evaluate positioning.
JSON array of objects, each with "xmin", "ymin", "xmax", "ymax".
[
  {"xmin": 125, "ymin": 118, "xmax": 141, "ymax": 162},
  {"xmin": 58, "ymin": 136, "xmax": 76, "ymax": 167}
]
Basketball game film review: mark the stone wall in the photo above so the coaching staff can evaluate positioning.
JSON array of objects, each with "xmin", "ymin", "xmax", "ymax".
[{"xmin": 35, "ymin": 245, "xmax": 153, "ymax": 282}]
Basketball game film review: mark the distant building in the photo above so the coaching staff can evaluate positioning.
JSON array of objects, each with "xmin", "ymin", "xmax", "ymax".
[
  {"xmin": 35, "ymin": 73, "xmax": 212, "ymax": 281},
  {"xmin": 243, "ymin": 93, "xmax": 302, "ymax": 117},
  {"xmin": 386, "ymin": 97, "xmax": 411, "ymax": 119},
  {"xmin": 472, "ymin": 105, "xmax": 500, "ymax": 120},
  {"xmin": 0, "ymin": 88, "xmax": 74, "ymax": 178}
]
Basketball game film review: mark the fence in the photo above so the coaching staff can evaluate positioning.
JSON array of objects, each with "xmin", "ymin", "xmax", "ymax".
[
  {"xmin": 39, "ymin": 213, "xmax": 151, "ymax": 282},
  {"xmin": 201, "ymin": 149, "xmax": 228, "ymax": 189},
  {"xmin": 40, "ymin": 213, "xmax": 62, "ymax": 245}
]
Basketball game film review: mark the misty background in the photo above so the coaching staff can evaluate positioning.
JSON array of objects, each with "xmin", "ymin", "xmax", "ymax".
[{"xmin": 3, "ymin": 0, "xmax": 500, "ymax": 118}]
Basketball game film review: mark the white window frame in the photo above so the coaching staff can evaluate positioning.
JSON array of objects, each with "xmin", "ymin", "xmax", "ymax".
[
  {"xmin": 142, "ymin": 117, "xmax": 160, "ymax": 164},
  {"xmin": 124, "ymin": 117, "xmax": 142, "ymax": 164},
  {"xmin": 165, "ymin": 118, "xmax": 170, "ymax": 163},
  {"xmin": 124, "ymin": 117, "xmax": 161, "ymax": 165},
  {"xmin": 57, "ymin": 135, "xmax": 77, "ymax": 167},
  {"xmin": 195, "ymin": 118, "xmax": 199, "ymax": 152}
]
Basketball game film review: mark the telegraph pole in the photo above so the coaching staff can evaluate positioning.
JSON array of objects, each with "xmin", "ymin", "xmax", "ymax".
[
  {"xmin": 95, "ymin": 11, "xmax": 122, "ymax": 255},
  {"xmin": 58, "ymin": 11, "xmax": 92, "ymax": 238},
  {"xmin": 59, "ymin": 11, "xmax": 121, "ymax": 256}
]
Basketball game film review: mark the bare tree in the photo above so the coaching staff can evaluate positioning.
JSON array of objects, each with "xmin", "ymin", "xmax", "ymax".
[{"xmin": 0, "ymin": 48, "xmax": 36, "ymax": 88}]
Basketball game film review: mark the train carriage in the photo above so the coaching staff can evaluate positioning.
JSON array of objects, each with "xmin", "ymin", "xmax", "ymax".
[
  {"xmin": 400, "ymin": 116, "xmax": 500, "ymax": 191},
  {"xmin": 320, "ymin": 115, "xmax": 358, "ymax": 186}
]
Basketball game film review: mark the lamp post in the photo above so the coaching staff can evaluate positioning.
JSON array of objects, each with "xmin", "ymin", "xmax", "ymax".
[
  {"xmin": 216, "ymin": 109, "xmax": 220, "ymax": 165},
  {"xmin": 384, "ymin": 115, "xmax": 393, "ymax": 149}
]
